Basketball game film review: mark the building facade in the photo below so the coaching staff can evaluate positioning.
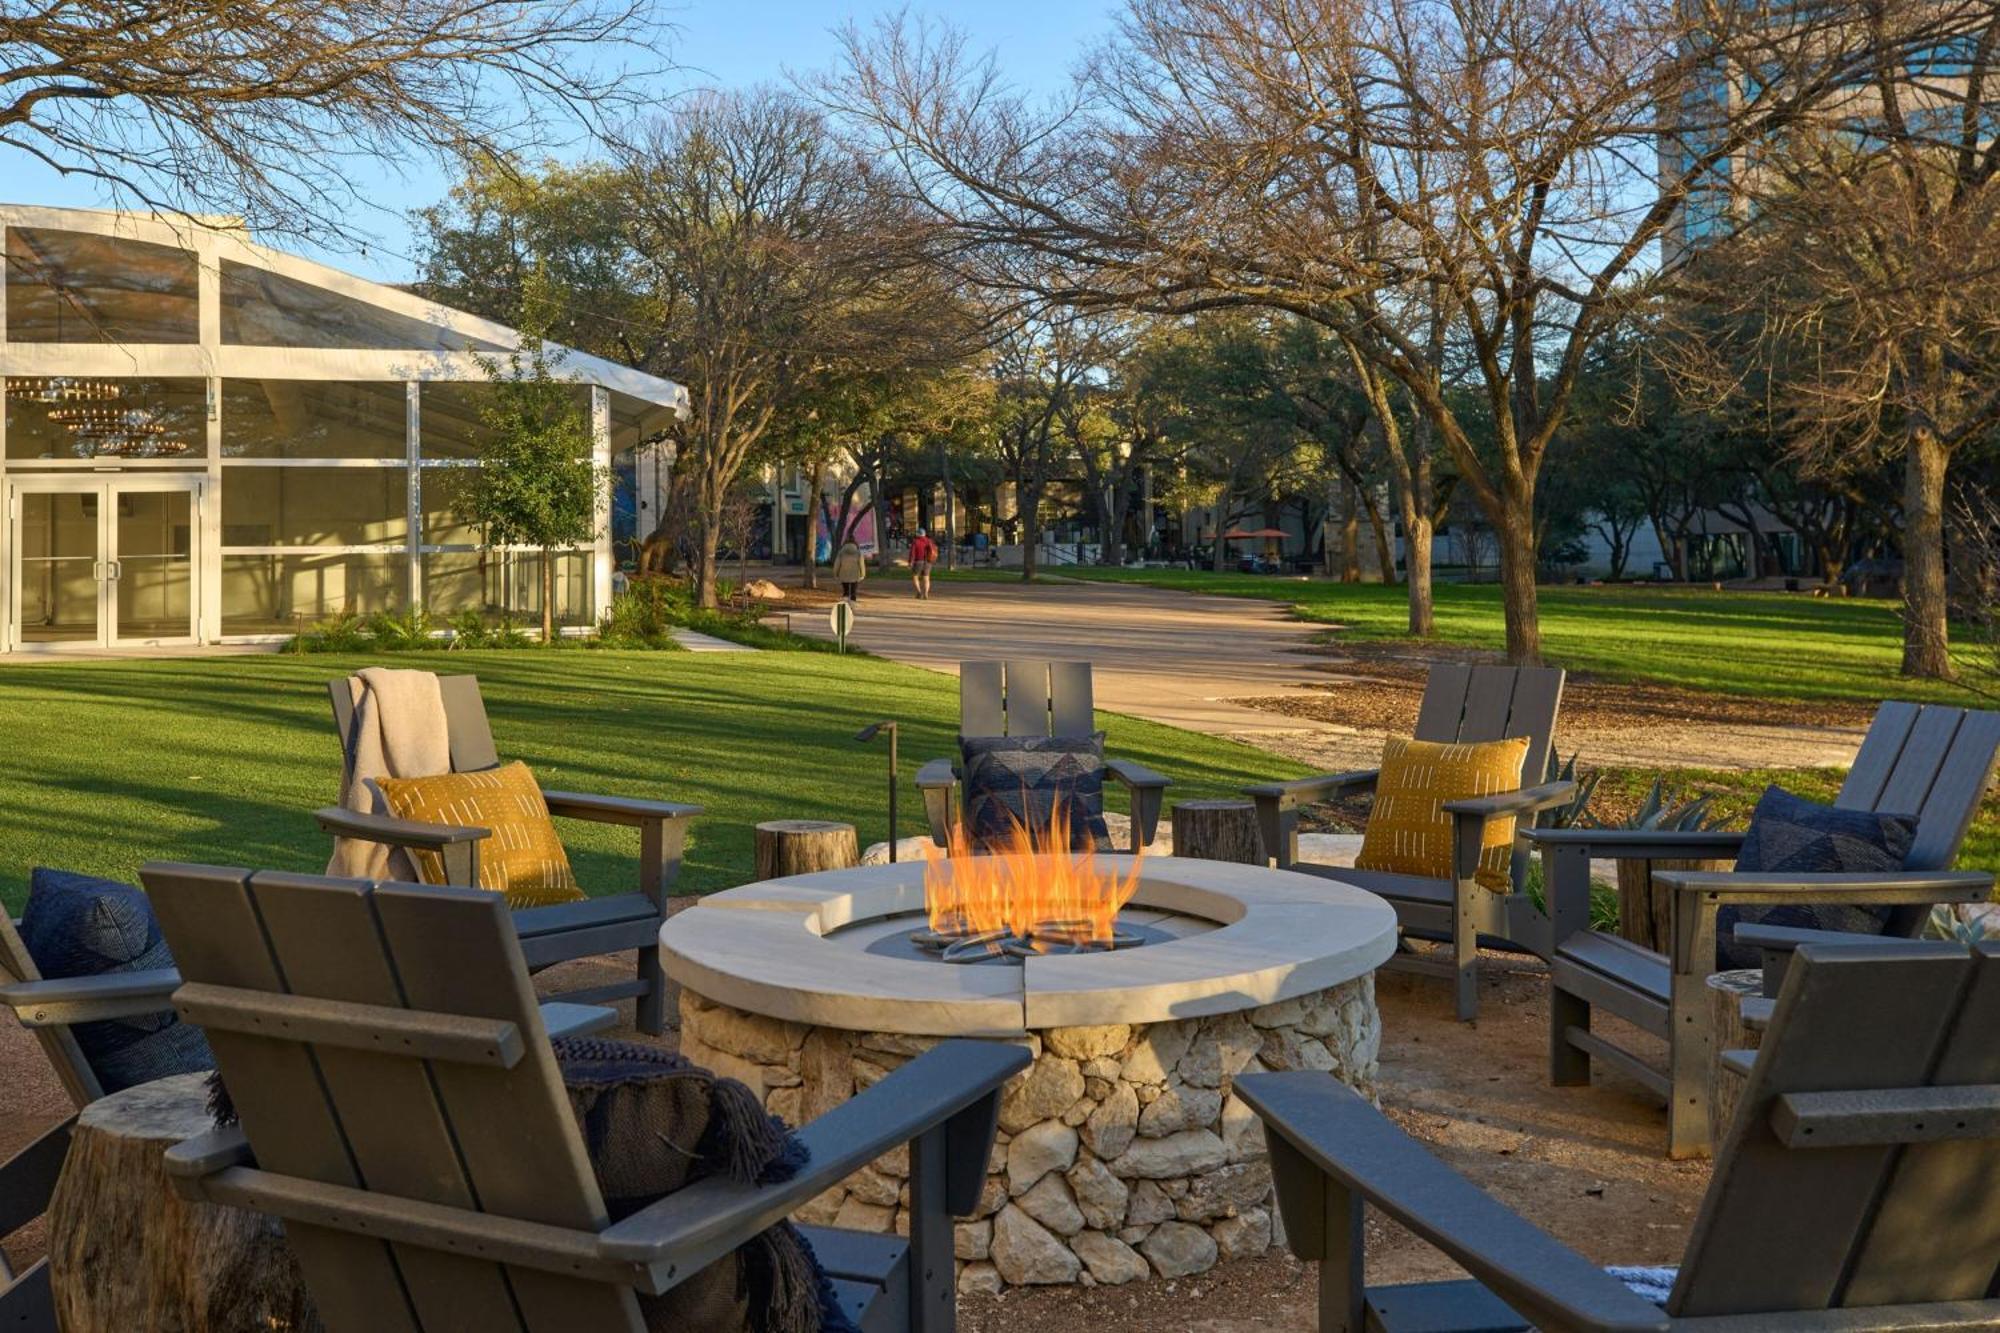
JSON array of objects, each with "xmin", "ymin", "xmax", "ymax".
[{"xmin": 0, "ymin": 205, "xmax": 686, "ymax": 651}]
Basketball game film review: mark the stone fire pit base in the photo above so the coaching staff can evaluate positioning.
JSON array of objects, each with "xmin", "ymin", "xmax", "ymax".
[{"xmin": 679, "ymin": 975, "xmax": 1380, "ymax": 1293}]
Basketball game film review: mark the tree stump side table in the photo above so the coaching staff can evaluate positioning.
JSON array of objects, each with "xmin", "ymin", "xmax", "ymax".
[
  {"xmin": 755, "ymin": 820, "xmax": 860, "ymax": 880},
  {"xmin": 47, "ymin": 1071, "xmax": 321, "ymax": 1333},
  {"xmin": 1704, "ymin": 968, "xmax": 1766, "ymax": 1145},
  {"xmin": 1171, "ymin": 800, "xmax": 1266, "ymax": 865}
]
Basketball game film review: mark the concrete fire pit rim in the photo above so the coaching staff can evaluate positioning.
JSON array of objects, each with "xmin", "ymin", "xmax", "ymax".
[{"xmin": 660, "ymin": 857, "xmax": 1398, "ymax": 1033}]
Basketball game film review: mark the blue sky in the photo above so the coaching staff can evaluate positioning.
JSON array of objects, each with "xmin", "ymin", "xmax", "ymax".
[{"xmin": 6, "ymin": 1, "xmax": 1118, "ymax": 281}]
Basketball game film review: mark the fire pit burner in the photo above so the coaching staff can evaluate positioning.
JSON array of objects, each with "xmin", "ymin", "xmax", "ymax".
[{"xmin": 910, "ymin": 921, "xmax": 1149, "ymax": 963}]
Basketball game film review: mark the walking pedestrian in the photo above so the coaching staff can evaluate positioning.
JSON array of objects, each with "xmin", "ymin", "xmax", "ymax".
[
  {"xmin": 909, "ymin": 528, "xmax": 938, "ymax": 599},
  {"xmin": 833, "ymin": 538, "xmax": 867, "ymax": 601}
]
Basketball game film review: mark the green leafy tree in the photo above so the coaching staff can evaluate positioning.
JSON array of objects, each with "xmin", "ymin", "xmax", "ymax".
[{"xmin": 461, "ymin": 336, "xmax": 603, "ymax": 642}]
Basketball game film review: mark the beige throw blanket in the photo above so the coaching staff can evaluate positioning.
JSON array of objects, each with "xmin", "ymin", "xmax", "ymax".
[{"xmin": 326, "ymin": 668, "xmax": 452, "ymax": 881}]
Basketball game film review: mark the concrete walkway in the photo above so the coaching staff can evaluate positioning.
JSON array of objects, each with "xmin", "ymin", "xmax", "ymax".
[
  {"xmin": 792, "ymin": 576, "xmax": 1346, "ymax": 734},
  {"xmin": 788, "ymin": 574, "xmax": 1867, "ymax": 771}
]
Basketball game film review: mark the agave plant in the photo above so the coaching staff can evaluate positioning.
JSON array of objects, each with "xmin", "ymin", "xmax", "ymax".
[
  {"xmin": 1585, "ymin": 778, "xmax": 1727, "ymax": 832},
  {"xmin": 1539, "ymin": 750, "xmax": 1601, "ymax": 829}
]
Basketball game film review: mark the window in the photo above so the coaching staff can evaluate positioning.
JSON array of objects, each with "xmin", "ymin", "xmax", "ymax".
[
  {"xmin": 4, "ymin": 228, "xmax": 199, "ymax": 343},
  {"xmin": 423, "ymin": 550, "xmax": 592, "ymax": 627},
  {"xmin": 221, "ymin": 553, "xmax": 407, "ymax": 633},
  {"xmin": 222, "ymin": 379, "xmax": 406, "ymax": 459},
  {"xmin": 221, "ymin": 467, "xmax": 409, "ymax": 547},
  {"xmin": 220, "ymin": 261, "xmax": 510, "ymax": 351},
  {"xmin": 5, "ymin": 378, "xmax": 206, "ymax": 460}
]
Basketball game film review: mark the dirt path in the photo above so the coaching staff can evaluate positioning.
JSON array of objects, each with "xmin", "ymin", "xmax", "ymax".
[{"xmin": 776, "ymin": 574, "xmax": 1866, "ymax": 770}]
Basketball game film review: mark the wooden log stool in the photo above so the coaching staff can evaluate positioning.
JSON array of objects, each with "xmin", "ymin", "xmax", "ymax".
[
  {"xmin": 1704, "ymin": 968, "xmax": 1767, "ymax": 1144},
  {"xmin": 1618, "ymin": 855, "xmax": 1733, "ymax": 953},
  {"xmin": 47, "ymin": 1071, "xmax": 321, "ymax": 1333},
  {"xmin": 1171, "ymin": 800, "xmax": 1266, "ymax": 865},
  {"xmin": 755, "ymin": 819, "xmax": 859, "ymax": 880}
]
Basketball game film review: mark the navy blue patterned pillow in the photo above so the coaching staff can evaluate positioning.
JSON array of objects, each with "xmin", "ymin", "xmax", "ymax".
[
  {"xmin": 19, "ymin": 867, "xmax": 212, "ymax": 1092},
  {"xmin": 1715, "ymin": 787, "xmax": 1918, "ymax": 970},
  {"xmin": 959, "ymin": 732, "xmax": 1111, "ymax": 853}
]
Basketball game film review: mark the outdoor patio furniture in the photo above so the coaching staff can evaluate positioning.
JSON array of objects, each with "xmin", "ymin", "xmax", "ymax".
[
  {"xmin": 916, "ymin": 659, "xmax": 1172, "ymax": 852},
  {"xmin": 320, "ymin": 673, "xmax": 702, "ymax": 1034},
  {"xmin": 1531, "ymin": 701, "xmax": 2000, "ymax": 1157},
  {"xmin": 1237, "ymin": 937, "xmax": 2000, "ymax": 1332},
  {"xmin": 143, "ymin": 863, "xmax": 1029, "ymax": 1333},
  {"xmin": 1242, "ymin": 663, "xmax": 1575, "ymax": 1020}
]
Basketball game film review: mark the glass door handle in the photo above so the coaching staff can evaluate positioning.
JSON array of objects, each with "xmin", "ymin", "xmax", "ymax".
[
  {"xmin": 92, "ymin": 560, "xmax": 106, "ymax": 582},
  {"xmin": 105, "ymin": 560, "xmax": 122, "ymax": 581}
]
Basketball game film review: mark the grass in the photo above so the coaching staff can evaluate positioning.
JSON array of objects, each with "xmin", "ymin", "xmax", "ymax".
[
  {"xmin": 0, "ymin": 651, "xmax": 1306, "ymax": 914},
  {"xmin": 1055, "ymin": 569, "xmax": 1986, "ymax": 707},
  {"xmin": 1589, "ymin": 764, "xmax": 2000, "ymax": 884}
]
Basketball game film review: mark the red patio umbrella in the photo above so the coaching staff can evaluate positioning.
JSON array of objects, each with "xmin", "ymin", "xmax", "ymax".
[{"xmin": 1221, "ymin": 527, "xmax": 1288, "ymax": 540}]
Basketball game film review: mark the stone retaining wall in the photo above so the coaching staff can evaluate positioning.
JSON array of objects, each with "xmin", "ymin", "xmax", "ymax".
[{"xmin": 679, "ymin": 975, "xmax": 1380, "ymax": 1294}]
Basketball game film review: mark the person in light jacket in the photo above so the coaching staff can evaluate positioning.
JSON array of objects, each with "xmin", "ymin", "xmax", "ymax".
[{"xmin": 833, "ymin": 539, "xmax": 867, "ymax": 601}]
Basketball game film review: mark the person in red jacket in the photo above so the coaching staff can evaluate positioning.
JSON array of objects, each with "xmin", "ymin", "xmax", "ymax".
[{"xmin": 908, "ymin": 528, "xmax": 939, "ymax": 599}]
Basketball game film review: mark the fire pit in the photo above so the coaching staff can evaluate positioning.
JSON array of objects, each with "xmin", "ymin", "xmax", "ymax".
[{"xmin": 660, "ymin": 851, "xmax": 1396, "ymax": 1293}]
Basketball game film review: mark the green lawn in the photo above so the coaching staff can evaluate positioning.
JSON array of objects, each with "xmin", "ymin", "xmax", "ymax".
[
  {"xmin": 1047, "ymin": 569, "xmax": 1985, "ymax": 707},
  {"xmin": 0, "ymin": 652, "xmax": 1307, "ymax": 914}
]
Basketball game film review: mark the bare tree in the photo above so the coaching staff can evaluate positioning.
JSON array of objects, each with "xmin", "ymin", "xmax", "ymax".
[
  {"xmin": 1666, "ymin": 12, "xmax": 2000, "ymax": 677},
  {"xmin": 621, "ymin": 88, "xmax": 959, "ymax": 608},
  {"xmin": 829, "ymin": 1, "xmax": 1981, "ymax": 662},
  {"xmin": 988, "ymin": 312, "xmax": 1107, "ymax": 581},
  {"xmin": 1, "ymin": 0, "xmax": 662, "ymax": 241}
]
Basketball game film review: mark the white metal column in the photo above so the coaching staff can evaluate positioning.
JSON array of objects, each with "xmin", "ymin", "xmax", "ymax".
[
  {"xmin": 406, "ymin": 382, "xmax": 423, "ymax": 611},
  {"xmin": 591, "ymin": 385, "xmax": 612, "ymax": 618},
  {"xmin": 197, "ymin": 248, "xmax": 223, "ymax": 643}
]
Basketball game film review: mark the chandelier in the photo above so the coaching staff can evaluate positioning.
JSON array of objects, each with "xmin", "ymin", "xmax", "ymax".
[
  {"xmin": 6, "ymin": 376, "xmax": 122, "ymax": 404},
  {"xmin": 45, "ymin": 404, "xmax": 189, "ymax": 458}
]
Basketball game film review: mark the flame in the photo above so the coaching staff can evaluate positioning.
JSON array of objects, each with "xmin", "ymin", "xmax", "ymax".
[{"xmin": 922, "ymin": 799, "xmax": 1144, "ymax": 950}]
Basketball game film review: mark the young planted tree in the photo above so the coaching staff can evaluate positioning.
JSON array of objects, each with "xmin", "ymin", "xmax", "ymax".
[{"xmin": 460, "ymin": 341, "xmax": 602, "ymax": 643}]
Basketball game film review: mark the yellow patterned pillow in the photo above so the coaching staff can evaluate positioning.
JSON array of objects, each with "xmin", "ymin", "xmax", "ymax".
[
  {"xmin": 1355, "ymin": 736, "xmax": 1531, "ymax": 892},
  {"xmin": 374, "ymin": 761, "xmax": 585, "ymax": 908}
]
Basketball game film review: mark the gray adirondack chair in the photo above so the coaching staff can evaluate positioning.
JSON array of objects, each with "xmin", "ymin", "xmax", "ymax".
[
  {"xmin": 320, "ymin": 674, "xmax": 702, "ymax": 1034},
  {"xmin": 142, "ymin": 863, "xmax": 1028, "ymax": 1333},
  {"xmin": 0, "ymin": 900, "xmax": 616, "ymax": 1333},
  {"xmin": 1531, "ymin": 701, "xmax": 2000, "ymax": 1158},
  {"xmin": 1238, "ymin": 937, "xmax": 2000, "ymax": 1332},
  {"xmin": 916, "ymin": 660, "xmax": 1172, "ymax": 852},
  {"xmin": 1243, "ymin": 664, "xmax": 1576, "ymax": 1021}
]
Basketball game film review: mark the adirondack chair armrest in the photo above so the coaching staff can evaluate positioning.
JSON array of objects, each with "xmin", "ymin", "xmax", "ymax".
[
  {"xmin": 1442, "ymin": 779, "xmax": 1578, "ymax": 821},
  {"xmin": 596, "ymin": 1039, "xmax": 1031, "ymax": 1281},
  {"xmin": 1654, "ymin": 868, "xmax": 1993, "ymax": 906},
  {"xmin": 313, "ymin": 806, "xmax": 489, "ymax": 850},
  {"xmin": 541, "ymin": 792, "xmax": 703, "ymax": 828},
  {"xmin": 914, "ymin": 757, "xmax": 959, "ymax": 790},
  {"xmin": 1521, "ymin": 827, "xmax": 1748, "ymax": 860},
  {"xmin": 1242, "ymin": 769, "xmax": 1380, "ymax": 808},
  {"xmin": 1235, "ymin": 1071, "xmax": 1669, "ymax": 1333},
  {"xmin": 1105, "ymin": 758, "xmax": 1171, "ymax": 851},
  {"xmin": 1, "ymin": 966, "xmax": 183, "ymax": 1026},
  {"xmin": 163, "ymin": 1125, "xmax": 256, "ymax": 1188},
  {"xmin": 1734, "ymin": 921, "xmax": 1961, "ymax": 1000}
]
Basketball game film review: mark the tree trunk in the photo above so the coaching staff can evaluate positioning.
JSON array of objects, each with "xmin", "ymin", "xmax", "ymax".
[
  {"xmin": 1340, "ymin": 480, "xmax": 1361, "ymax": 582},
  {"xmin": 1020, "ymin": 480, "xmax": 1040, "ymax": 582},
  {"xmin": 1495, "ymin": 499, "xmax": 1543, "ymax": 665},
  {"xmin": 693, "ymin": 515, "xmax": 722, "ymax": 610},
  {"xmin": 1105, "ymin": 480, "xmax": 1130, "ymax": 568},
  {"xmin": 1211, "ymin": 497, "xmax": 1231, "ymax": 573},
  {"xmin": 1406, "ymin": 513, "xmax": 1436, "ymax": 635},
  {"xmin": 48, "ymin": 1072, "xmax": 322, "ymax": 1333},
  {"xmin": 1361, "ymin": 486, "xmax": 1395, "ymax": 584},
  {"xmin": 1901, "ymin": 428, "xmax": 1954, "ymax": 678},
  {"xmin": 802, "ymin": 459, "xmax": 824, "ymax": 589},
  {"xmin": 940, "ymin": 440, "xmax": 958, "ymax": 571},
  {"xmin": 541, "ymin": 546, "xmax": 556, "ymax": 642}
]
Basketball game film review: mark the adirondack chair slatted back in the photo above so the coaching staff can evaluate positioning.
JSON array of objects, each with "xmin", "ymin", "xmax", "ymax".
[
  {"xmin": 1673, "ymin": 940, "xmax": 2000, "ymax": 1317},
  {"xmin": 328, "ymin": 674, "xmax": 502, "ymax": 780},
  {"xmin": 0, "ymin": 912, "xmax": 102, "ymax": 1108},
  {"xmin": 143, "ymin": 865, "xmax": 638, "ymax": 1333},
  {"xmin": 1410, "ymin": 663, "xmax": 1565, "ymax": 782},
  {"xmin": 961, "ymin": 660, "xmax": 1095, "ymax": 738},
  {"xmin": 1838, "ymin": 702, "xmax": 2000, "ymax": 876}
]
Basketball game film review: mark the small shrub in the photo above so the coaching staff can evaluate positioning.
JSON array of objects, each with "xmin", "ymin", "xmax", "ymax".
[
  {"xmin": 598, "ymin": 579, "xmax": 686, "ymax": 649},
  {"xmin": 446, "ymin": 610, "xmax": 493, "ymax": 649},
  {"xmin": 369, "ymin": 607, "xmax": 440, "ymax": 651},
  {"xmin": 281, "ymin": 610, "xmax": 370, "ymax": 654}
]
